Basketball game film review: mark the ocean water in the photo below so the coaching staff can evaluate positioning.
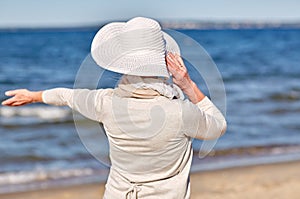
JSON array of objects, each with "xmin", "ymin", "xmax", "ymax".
[{"xmin": 0, "ymin": 27, "xmax": 300, "ymax": 192}]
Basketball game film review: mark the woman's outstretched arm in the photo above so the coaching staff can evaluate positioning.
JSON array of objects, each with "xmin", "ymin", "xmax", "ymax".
[{"xmin": 2, "ymin": 88, "xmax": 111, "ymax": 122}]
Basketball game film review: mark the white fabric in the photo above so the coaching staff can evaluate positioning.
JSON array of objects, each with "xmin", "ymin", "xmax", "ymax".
[
  {"xmin": 42, "ymin": 87, "xmax": 226, "ymax": 199},
  {"xmin": 91, "ymin": 17, "xmax": 180, "ymax": 78},
  {"xmin": 117, "ymin": 75, "xmax": 185, "ymax": 100}
]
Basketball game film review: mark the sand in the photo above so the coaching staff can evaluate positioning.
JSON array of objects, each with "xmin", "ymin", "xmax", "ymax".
[{"xmin": 1, "ymin": 161, "xmax": 300, "ymax": 199}]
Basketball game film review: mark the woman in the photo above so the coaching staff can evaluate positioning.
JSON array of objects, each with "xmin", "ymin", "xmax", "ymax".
[{"xmin": 2, "ymin": 17, "xmax": 226, "ymax": 199}]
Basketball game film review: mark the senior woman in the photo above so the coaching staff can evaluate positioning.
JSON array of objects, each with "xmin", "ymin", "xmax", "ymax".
[{"xmin": 2, "ymin": 17, "xmax": 226, "ymax": 199}]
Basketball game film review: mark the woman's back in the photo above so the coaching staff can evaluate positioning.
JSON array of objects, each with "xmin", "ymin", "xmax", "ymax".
[
  {"xmin": 100, "ymin": 90, "xmax": 193, "ymax": 198},
  {"xmin": 102, "ymin": 92, "xmax": 193, "ymax": 182}
]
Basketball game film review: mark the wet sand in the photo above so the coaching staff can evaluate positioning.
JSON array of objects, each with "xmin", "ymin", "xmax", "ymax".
[{"xmin": 1, "ymin": 161, "xmax": 300, "ymax": 199}]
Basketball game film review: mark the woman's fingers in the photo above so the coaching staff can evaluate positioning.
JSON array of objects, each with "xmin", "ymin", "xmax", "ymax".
[
  {"xmin": 166, "ymin": 52, "xmax": 194, "ymax": 91},
  {"xmin": 5, "ymin": 89, "xmax": 26, "ymax": 96},
  {"xmin": 170, "ymin": 53, "xmax": 181, "ymax": 67},
  {"xmin": 166, "ymin": 53, "xmax": 187, "ymax": 73},
  {"xmin": 167, "ymin": 53, "xmax": 188, "ymax": 79},
  {"xmin": 2, "ymin": 90, "xmax": 21, "ymax": 105},
  {"xmin": 166, "ymin": 55, "xmax": 178, "ymax": 70},
  {"xmin": 11, "ymin": 101, "xmax": 26, "ymax": 106},
  {"xmin": 166, "ymin": 53, "xmax": 184, "ymax": 75},
  {"xmin": 2, "ymin": 97, "xmax": 17, "ymax": 106},
  {"xmin": 167, "ymin": 53, "xmax": 179, "ymax": 68},
  {"xmin": 166, "ymin": 58, "xmax": 182, "ymax": 79},
  {"xmin": 168, "ymin": 53, "xmax": 184, "ymax": 68},
  {"xmin": 2, "ymin": 89, "xmax": 30, "ymax": 106},
  {"xmin": 2, "ymin": 89, "xmax": 42, "ymax": 106},
  {"xmin": 5, "ymin": 90, "xmax": 16, "ymax": 96},
  {"xmin": 2, "ymin": 97, "xmax": 28, "ymax": 106},
  {"xmin": 174, "ymin": 54, "xmax": 187, "ymax": 70}
]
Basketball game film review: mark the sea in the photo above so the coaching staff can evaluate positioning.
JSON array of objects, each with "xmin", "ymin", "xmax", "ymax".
[{"xmin": 0, "ymin": 26, "xmax": 300, "ymax": 193}]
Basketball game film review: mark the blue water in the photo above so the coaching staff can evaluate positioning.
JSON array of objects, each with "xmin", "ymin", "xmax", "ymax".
[{"xmin": 0, "ymin": 27, "xmax": 300, "ymax": 191}]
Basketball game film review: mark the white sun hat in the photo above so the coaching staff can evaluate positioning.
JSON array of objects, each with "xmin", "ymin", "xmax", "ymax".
[{"xmin": 91, "ymin": 17, "xmax": 180, "ymax": 78}]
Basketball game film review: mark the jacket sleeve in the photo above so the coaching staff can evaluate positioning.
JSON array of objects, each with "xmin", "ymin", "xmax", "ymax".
[
  {"xmin": 181, "ymin": 96, "xmax": 227, "ymax": 140},
  {"xmin": 42, "ymin": 88, "xmax": 110, "ymax": 122}
]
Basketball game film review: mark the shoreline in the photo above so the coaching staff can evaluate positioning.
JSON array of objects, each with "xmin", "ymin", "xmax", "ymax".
[
  {"xmin": 1, "ymin": 160, "xmax": 300, "ymax": 199},
  {"xmin": 1, "ymin": 145, "xmax": 300, "ymax": 195}
]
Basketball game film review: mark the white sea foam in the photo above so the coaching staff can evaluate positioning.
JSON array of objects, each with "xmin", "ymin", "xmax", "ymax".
[
  {"xmin": 0, "ymin": 106, "xmax": 71, "ymax": 121},
  {"xmin": 0, "ymin": 168, "xmax": 94, "ymax": 186},
  {"xmin": 0, "ymin": 167, "xmax": 109, "ymax": 194}
]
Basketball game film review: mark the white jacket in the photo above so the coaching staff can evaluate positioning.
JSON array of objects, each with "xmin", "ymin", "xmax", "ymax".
[{"xmin": 42, "ymin": 87, "xmax": 226, "ymax": 199}]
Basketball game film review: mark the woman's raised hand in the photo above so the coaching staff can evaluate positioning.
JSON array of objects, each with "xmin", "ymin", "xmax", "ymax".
[
  {"xmin": 166, "ymin": 53, "xmax": 205, "ymax": 104},
  {"xmin": 1, "ymin": 89, "xmax": 43, "ymax": 106},
  {"xmin": 166, "ymin": 53, "xmax": 192, "ymax": 92}
]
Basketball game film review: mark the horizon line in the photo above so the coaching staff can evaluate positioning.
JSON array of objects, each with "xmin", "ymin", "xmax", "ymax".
[{"xmin": 1, "ymin": 19, "xmax": 300, "ymax": 30}]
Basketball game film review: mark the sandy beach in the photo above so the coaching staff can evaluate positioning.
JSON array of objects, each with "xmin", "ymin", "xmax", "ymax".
[{"xmin": 1, "ymin": 160, "xmax": 299, "ymax": 199}]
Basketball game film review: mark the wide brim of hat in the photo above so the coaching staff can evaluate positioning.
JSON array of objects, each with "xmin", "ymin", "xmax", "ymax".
[{"xmin": 91, "ymin": 23, "xmax": 180, "ymax": 78}]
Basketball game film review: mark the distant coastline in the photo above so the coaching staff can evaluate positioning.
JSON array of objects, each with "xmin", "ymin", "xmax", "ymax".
[
  {"xmin": 1, "ymin": 20, "xmax": 300, "ymax": 31},
  {"xmin": 161, "ymin": 20, "xmax": 300, "ymax": 30}
]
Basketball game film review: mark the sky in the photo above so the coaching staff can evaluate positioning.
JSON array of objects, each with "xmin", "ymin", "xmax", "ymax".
[{"xmin": 0, "ymin": 0, "xmax": 300, "ymax": 28}]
